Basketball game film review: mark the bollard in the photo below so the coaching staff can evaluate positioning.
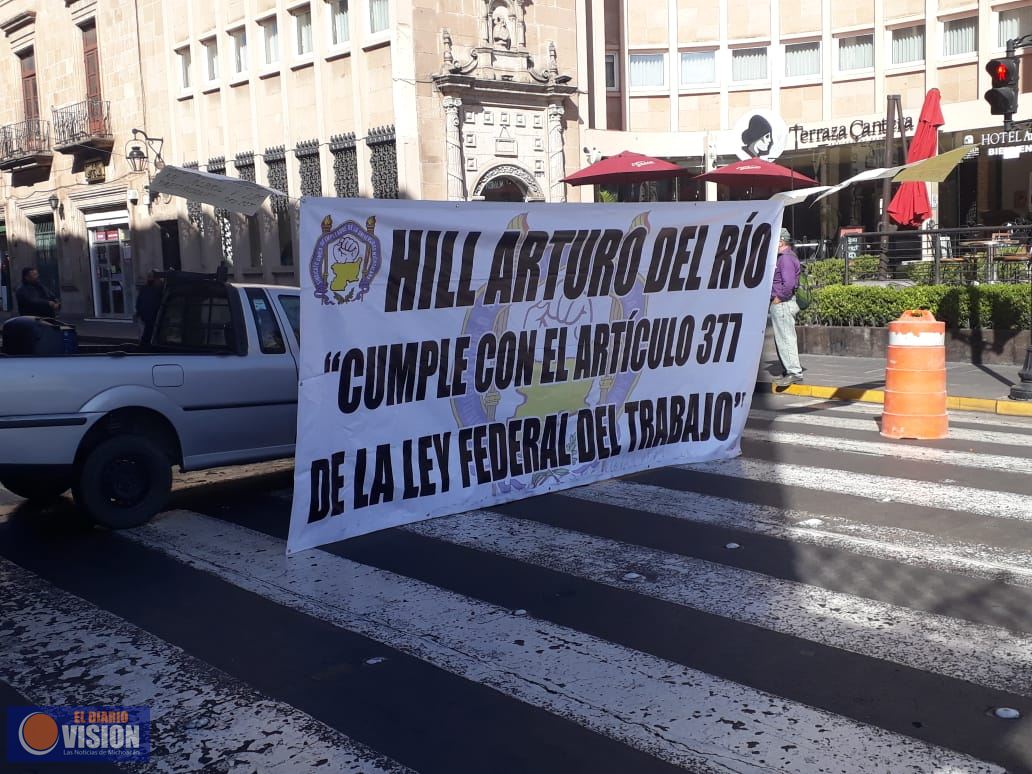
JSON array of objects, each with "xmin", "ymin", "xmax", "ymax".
[{"xmin": 881, "ymin": 310, "xmax": 948, "ymax": 440}]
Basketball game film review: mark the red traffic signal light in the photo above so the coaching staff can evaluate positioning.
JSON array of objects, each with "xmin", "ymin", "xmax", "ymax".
[
  {"xmin": 987, "ymin": 57, "xmax": 1019, "ymax": 87},
  {"xmin": 985, "ymin": 57, "xmax": 1020, "ymax": 115}
]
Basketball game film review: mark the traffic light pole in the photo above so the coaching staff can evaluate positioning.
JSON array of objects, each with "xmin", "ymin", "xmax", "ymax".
[
  {"xmin": 1004, "ymin": 34, "xmax": 1032, "ymax": 130},
  {"xmin": 1000, "ymin": 36, "xmax": 1032, "ymax": 399}
]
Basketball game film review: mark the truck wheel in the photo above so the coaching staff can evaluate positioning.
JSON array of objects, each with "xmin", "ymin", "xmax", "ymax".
[
  {"xmin": 0, "ymin": 474, "xmax": 71, "ymax": 502},
  {"xmin": 73, "ymin": 435, "xmax": 173, "ymax": 529}
]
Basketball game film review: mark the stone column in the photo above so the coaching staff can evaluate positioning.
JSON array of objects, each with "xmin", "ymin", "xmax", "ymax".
[
  {"xmin": 443, "ymin": 96, "xmax": 467, "ymax": 201},
  {"xmin": 547, "ymin": 101, "xmax": 566, "ymax": 202},
  {"xmin": 481, "ymin": 0, "xmax": 491, "ymax": 44},
  {"xmin": 516, "ymin": 0, "xmax": 526, "ymax": 47}
]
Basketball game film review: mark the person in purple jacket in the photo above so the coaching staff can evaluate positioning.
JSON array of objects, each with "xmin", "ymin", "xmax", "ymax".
[{"xmin": 769, "ymin": 227, "xmax": 802, "ymax": 386}]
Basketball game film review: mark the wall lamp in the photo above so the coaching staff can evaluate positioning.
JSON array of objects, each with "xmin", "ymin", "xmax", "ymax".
[
  {"xmin": 125, "ymin": 128, "xmax": 170, "ymax": 205},
  {"xmin": 48, "ymin": 193, "xmax": 63, "ymax": 220},
  {"xmin": 126, "ymin": 128, "xmax": 165, "ymax": 173}
]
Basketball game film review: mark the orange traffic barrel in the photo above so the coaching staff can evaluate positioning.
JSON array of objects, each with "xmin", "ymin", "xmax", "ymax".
[{"xmin": 881, "ymin": 309, "xmax": 948, "ymax": 439}]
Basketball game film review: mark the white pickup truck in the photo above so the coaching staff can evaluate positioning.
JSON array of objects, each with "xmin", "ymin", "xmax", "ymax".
[{"xmin": 0, "ymin": 272, "xmax": 301, "ymax": 528}]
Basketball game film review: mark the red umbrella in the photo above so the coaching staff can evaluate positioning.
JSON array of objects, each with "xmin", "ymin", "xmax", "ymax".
[
  {"xmin": 562, "ymin": 150, "xmax": 689, "ymax": 186},
  {"xmin": 887, "ymin": 88, "xmax": 943, "ymax": 227},
  {"xmin": 692, "ymin": 158, "xmax": 818, "ymax": 192}
]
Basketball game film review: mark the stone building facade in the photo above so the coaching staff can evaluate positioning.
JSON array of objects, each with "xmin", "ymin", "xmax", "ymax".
[
  {"xmin": 0, "ymin": 0, "xmax": 584, "ymax": 319},
  {"xmin": 580, "ymin": 0, "xmax": 1032, "ymax": 237}
]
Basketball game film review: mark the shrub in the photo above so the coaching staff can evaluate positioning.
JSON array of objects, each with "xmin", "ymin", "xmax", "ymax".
[
  {"xmin": 806, "ymin": 255, "xmax": 881, "ymax": 287},
  {"xmin": 799, "ymin": 283, "xmax": 1031, "ymax": 329}
]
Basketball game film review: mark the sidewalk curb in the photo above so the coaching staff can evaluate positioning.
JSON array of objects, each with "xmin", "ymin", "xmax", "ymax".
[{"xmin": 756, "ymin": 381, "xmax": 1032, "ymax": 417}]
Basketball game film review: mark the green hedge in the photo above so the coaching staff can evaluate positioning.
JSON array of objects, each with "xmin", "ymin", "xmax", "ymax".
[
  {"xmin": 808, "ymin": 254, "xmax": 1030, "ymax": 286},
  {"xmin": 800, "ymin": 284, "xmax": 1031, "ymax": 329},
  {"xmin": 806, "ymin": 255, "xmax": 882, "ymax": 287}
]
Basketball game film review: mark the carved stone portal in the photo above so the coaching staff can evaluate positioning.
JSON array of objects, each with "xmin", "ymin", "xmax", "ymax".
[
  {"xmin": 472, "ymin": 164, "xmax": 545, "ymax": 201},
  {"xmin": 434, "ymin": 25, "xmax": 576, "ymax": 202}
]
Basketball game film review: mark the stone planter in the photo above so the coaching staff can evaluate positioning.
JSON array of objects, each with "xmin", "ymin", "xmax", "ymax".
[{"xmin": 792, "ymin": 325, "xmax": 1031, "ymax": 365}]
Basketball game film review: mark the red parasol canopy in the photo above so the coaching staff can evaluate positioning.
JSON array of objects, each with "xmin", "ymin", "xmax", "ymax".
[
  {"xmin": 561, "ymin": 150, "xmax": 689, "ymax": 186},
  {"xmin": 887, "ymin": 88, "xmax": 943, "ymax": 227},
  {"xmin": 692, "ymin": 158, "xmax": 818, "ymax": 191}
]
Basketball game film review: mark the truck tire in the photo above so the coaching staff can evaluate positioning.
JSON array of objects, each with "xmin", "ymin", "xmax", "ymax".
[
  {"xmin": 0, "ymin": 474, "xmax": 71, "ymax": 502},
  {"xmin": 73, "ymin": 435, "xmax": 173, "ymax": 529}
]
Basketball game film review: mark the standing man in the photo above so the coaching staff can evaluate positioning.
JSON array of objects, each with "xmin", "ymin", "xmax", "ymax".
[
  {"xmin": 135, "ymin": 271, "xmax": 164, "ymax": 345},
  {"xmin": 770, "ymin": 228, "xmax": 803, "ymax": 386},
  {"xmin": 15, "ymin": 267, "xmax": 60, "ymax": 318}
]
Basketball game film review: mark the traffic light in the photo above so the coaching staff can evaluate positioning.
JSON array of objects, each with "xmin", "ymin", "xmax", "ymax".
[{"xmin": 985, "ymin": 56, "xmax": 1020, "ymax": 115}]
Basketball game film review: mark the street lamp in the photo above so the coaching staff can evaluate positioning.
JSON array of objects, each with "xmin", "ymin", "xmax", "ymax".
[
  {"xmin": 124, "ymin": 128, "xmax": 168, "ymax": 206},
  {"xmin": 125, "ymin": 128, "xmax": 165, "ymax": 173},
  {"xmin": 127, "ymin": 144, "xmax": 147, "ymax": 173}
]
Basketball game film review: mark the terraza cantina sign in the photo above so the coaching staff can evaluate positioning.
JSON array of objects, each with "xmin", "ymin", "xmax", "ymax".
[{"xmin": 789, "ymin": 116, "xmax": 914, "ymax": 145}]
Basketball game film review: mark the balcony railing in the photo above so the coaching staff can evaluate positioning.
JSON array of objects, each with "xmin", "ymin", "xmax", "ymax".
[
  {"xmin": 0, "ymin": 118, "xmax": 53, "ymax": 170},
  {"xmin": 52, "ymin": 98, "xmax": 113, "ymax": 153}
]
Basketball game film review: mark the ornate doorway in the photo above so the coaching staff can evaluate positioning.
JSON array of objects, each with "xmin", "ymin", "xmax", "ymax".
[
  {"xmin": 482, "ymin": 176, "xmax": 526, "ymax": 202},
  {"xmin": 472, "ymin": 164, "xmax": 544, "ymax": 201}
]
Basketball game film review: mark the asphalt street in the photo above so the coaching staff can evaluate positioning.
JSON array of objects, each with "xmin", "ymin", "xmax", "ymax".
[{"xmin": 2, "ymin": 393, "xmax": 1032, "ymax": 773}]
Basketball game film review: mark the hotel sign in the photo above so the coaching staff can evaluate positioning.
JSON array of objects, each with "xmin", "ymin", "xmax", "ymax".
[
  {"xmin": 961, "ymin": 129, "xmax": 1032, "ymax": 159},
  {"xmin": 974, "ymin": 129, "xmax": 1032, "ymax": 145},
  {"xmin": 789, "ymin": 116, "xmax": 914, "ymax": 146}
]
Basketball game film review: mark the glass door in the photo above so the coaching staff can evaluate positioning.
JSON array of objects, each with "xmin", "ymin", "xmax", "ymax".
[{"xmin": 90, "ymin": 225, "xmax": 134, "ymax": 318}]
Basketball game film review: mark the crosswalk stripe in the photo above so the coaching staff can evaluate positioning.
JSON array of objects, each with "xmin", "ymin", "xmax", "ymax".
[
  {"xmin": 0, "ymin": 556, "xmax": 414, "ymax": 774},
  {"xmin": 740, "ymin": 427, "xmax": 1032, "ymax": 475},
  {"xmin": 407, "ymin": 510, "xmax": 1032, "ymax": 698},
  {"xmin": 127, "ymin": 510, "xmax": 1002, "ymax": 774},
  {"xmin": 764, "ymin": 396, "xmax": 1032, "ymax": 429},
  {"xmin": 749, "ymin": 408, "xmax": 1032, "ymax": 448},
  {"xmin": 562, "ymin": 480, "xmax": 1032, "ymax": 588},
  {"xmin": 679, "ymin": 458, "xmax": 1032, "ymax": 523}
]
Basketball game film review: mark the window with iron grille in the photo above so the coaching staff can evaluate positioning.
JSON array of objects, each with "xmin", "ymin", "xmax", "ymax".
[
  {"xmin": 183, "ymin": 161, "xmax": 204, "ymax": 234},
  {"xmin": 264, "ymin": 145, "xmax": 293, "ymax": 265},
  {"xmin": 366, "ymin": 125, "xmax": 398, "ymax": 199},
  {"xmin": 207, "ymin": 156, "xmax": 234, "ymax": 267},
  {"xmin": 295, "ymin": 139, "xmax": 322, "ymax": 197},
  {"xmin": 234, "ymin": 151, "xmax": 256, "ymax": 183},
  {"xmin": 330, "ymin": 132, "xmax": 359, "ymax": 198},
  {"xmin": 264, "ymin": 145, "xmax": 289, "ymax": 213},
  {"xmin": 33, "ymin": 218, "xmax": 59, "ymax": 299},
  {"xmin": 235, "ymin": 152, "xmax": 263, "ymax": 268}
]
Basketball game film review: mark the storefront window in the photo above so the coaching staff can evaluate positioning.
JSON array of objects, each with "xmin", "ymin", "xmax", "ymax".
[
  {"xmin": 999, "ymin": 6, "xmax": 1032, "ymax": 47},
  {"xmin": 605, "ymin": 53, "xmax": 618, "ymax": 89},
  {"xmin": 785, "ymin": 42, "xmax": 820, "ymax": 77},
  {"xmin": 890, "ymin": 25, "xmax": 924, "ymax": 65},
  {"xmin": 680, "ymin": 50, "xmax": 715, "ymax": 84},
  {"xmin": 731, "ymin": 47, "xmax": 767, "ymax": 81},
  {"xmin": 838, "ymin": 34, "xmax": 873, "ymax": 71},
  {"xmin": 629, "ymin": 53, "xmax": 666, "ymax": 88},
  {"xmin": 943, "ymin": 17, "xmax": 976, "ymax": 56}
]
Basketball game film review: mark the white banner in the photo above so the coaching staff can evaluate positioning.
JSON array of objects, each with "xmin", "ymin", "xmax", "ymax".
[
  {"xmin": 288, "ymin": 198, "xmax": 784, "ymax": 553},
  {"xmin": 149, "ymin": 165, "xmax": 284, "ymax": 215}
]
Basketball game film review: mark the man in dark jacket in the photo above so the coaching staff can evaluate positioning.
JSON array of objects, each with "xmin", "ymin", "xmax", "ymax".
[
  {"xmin": 15, "ymin": 267, "xmax": 60, "ymax": 317},
  {"xmin": 769, "ymin": 228, "xmax": 802, "ymax": 386},
  {"xmin": 135, "ymin": 271, "xmax": 164, "ymax": 345}
]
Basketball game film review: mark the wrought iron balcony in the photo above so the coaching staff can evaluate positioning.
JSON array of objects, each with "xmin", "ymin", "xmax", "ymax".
[
  {"xmin": 52, "ymin": 98, "xmax": 113, "ymax": 154},
  {"xmin": 0, "ymin": 118, "xmax": 54, "ymax": 171}
]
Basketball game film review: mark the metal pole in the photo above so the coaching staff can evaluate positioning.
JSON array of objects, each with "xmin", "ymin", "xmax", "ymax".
[
  {"xmin": 1011, "ymin": 257, "xmax": 1032, "ymax": 399},
  {"xmin": 931, "ymin": 229, "xmax": 942, "ymax": 285},
  {"xmin": 880, "ymin": 95, "xmax": 900, "ymax": 279}
]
